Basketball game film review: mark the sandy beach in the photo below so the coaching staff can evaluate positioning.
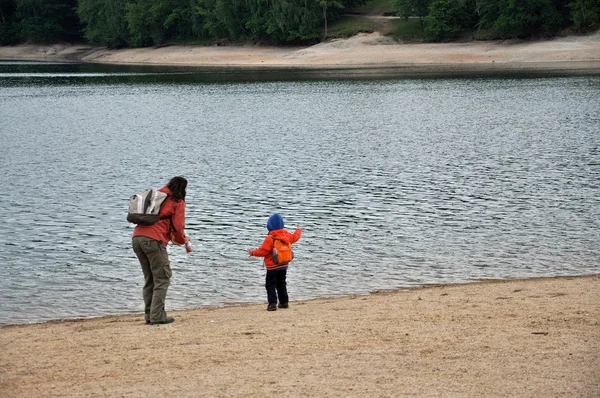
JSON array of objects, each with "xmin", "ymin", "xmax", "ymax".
[
  {"xmin": 1, "ymin": 275, "xmax": 599, "ymax": 397},
  {"xmin": 1, "ymin": 32, "xmax": 600, "ymax": 71}
]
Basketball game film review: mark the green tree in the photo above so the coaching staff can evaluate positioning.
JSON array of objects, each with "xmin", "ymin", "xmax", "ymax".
[
  {"xmin": 0, "ymin": 0, "xmax": 18, "ymax": 44},
  {"xmin": 244, "ymin": 0, "xmax": 273, "ymax": 40},
  {"xmin": 104, "ymin": 0, "xmax": 129, "ymax": 46},
  {"xmin": 197, "ymin": 0, "xmax": 248, "ymax": 40},
  {"xmin": 554, "ymin": 0, "xmax": 574, "ymax": 20},
  {"xmin": 424, "ymin": 0, "xmax": 475, "ymax": 41},
  {"xmin": 123, "ymin": 0, "xmax": 152, "ymax": 46},
  {"xmin": 16, "ymin": 0, "xmax": 81, "ymax": 42},
  {"xmin": 166, "ymin": 0, "xmax": 205, "ymax": 41},
  {"xmin": 77, "ymin": 0, "xmax": 106, "ymax": 44},
  {"xmin": 77, "ymin": 0, "xmax": 129, "ymax": 47},
  {"xmin": 318, "ymin": 0, "xmax": 343, "ymax": 37},
  {"xmin": 267, "ymin": 0, "xmax": 322, "ymax": 43},
  {"xmin": 570, "ymin": 0, "xmax": 600, "ymax": 31},
  {"xmin": 396, "ymin": 0, "xmax": 431, "ymax": 33},
  {"xmin": 494, "ymin": 0, "xmax": 563, "ymax": 38},
  {"xmin": 244, "ymin": 0, "xmax": 358, "ymax": 43},
  {"xmin": 474, "ymin": 0, "xmax": 501, "ymax": 30},
  {"xmin": 125, "ymin": 0, "xmax": 201, "ymax": 46},
  {"xmin": 476, "ymin": 0, "xmax": 566, "ymax": 38}
]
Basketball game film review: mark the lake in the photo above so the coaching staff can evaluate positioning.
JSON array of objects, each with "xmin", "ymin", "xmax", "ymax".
[{"xmin": 0, "ymin": 61, "xmax": 598, "ymax": 326}]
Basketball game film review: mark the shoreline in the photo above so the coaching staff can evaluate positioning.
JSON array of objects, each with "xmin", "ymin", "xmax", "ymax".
[
  {"xmin": 1, "ymin": 32, "xmax": 600, "ymax": 73},
  {"xmin": 2, "ymin": 275, "xmax": 599, "ymax": 397},
  {"xmin": 2, "ymin": 274, "xmax": 596, "ymax": 329}
]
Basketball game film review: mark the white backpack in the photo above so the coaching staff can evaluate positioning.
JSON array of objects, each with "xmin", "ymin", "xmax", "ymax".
[{"xmin": 126, "ymin": 189, "xmax": 169, "ymax": 226}]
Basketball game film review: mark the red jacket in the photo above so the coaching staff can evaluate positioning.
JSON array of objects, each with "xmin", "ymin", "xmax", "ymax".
[
  {"xmin": 132, "ymin": 186, "xmax": 187, "ymax": 246},
  {"xmin": 250, "ymin": 228, "xmax": 302, "ymax": 270}
]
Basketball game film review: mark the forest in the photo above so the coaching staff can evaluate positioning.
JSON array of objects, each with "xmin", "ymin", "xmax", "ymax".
[{"xmin": 0, "ymin": 0, "xmax": 598, "ymax": 47}]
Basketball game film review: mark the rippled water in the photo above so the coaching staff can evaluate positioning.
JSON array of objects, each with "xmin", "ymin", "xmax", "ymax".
[{"xmin": 0, "ymin": 61, "xmax": 598, "ymax": 326}]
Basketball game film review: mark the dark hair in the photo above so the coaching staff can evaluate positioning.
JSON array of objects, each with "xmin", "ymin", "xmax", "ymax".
[{"xmin": 167, "ymin": 176, "xmax": 187, "ymax": 202}]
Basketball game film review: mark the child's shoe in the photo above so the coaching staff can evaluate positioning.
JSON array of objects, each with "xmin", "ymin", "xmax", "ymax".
[
  {"xmin": 267, "ymin": 303, "xmax": 277, "ymax": 311},
  {"xmin": 278, "ymin": 302, "xmax": 289, "ymax": 309}
]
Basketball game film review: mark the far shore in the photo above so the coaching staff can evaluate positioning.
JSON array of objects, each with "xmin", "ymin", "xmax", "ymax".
[
  {"xmin": 1, "ymin": 32, "xmax": 600, "ymax": 73},
  {"xmin": 1, "ymin": 275, "xmax": 599, "ymax": 397}
]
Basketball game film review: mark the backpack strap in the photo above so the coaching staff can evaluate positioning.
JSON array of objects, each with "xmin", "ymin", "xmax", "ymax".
[{"xmin": 158, "ymin": 194, "xmax": 176, "ymax": 233}]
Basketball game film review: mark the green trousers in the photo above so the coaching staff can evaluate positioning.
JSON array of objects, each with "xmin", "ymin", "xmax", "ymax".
[{"xmin": 132, "ymin": 236, "xmax": 172, "ymax": 323}]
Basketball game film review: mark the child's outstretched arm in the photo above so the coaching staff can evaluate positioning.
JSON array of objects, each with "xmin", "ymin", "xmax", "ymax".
[
  {"xmin": 247, "ymin": 236, "xmax": 273, "ymax": 257},
  {"xmin": 291, "ymin": 226, "xmax": 303, "ymax": 244}
]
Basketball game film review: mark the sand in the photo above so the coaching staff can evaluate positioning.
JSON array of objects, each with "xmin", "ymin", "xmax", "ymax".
[
  {"xmin": 1, "ymin": 275, "xmax": 599, "ymax": 397},
  {"xmin": 1, "ymin": 32, "xmax": 600, "ymax": 72}
]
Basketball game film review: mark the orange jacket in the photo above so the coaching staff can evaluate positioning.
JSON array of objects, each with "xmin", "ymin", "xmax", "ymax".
[
  {"xmin": 250, "ymin": 228, "xmax": 302, "ymax": 270},
  {"xmin": 132, "ymin": 186, "xmax": 187, "ymax": 246}
]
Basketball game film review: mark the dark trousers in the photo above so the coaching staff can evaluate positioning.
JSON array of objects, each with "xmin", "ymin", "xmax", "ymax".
[
  {"xmin": 132, "ymin": 236, "xmax": 172, "ymax": 323},
  {"xmin": 265, "ymin": 269, "xmax": 288, "ymax": 305}
]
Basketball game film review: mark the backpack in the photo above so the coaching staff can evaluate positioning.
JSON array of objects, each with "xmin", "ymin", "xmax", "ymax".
[
  {"xmin": 270, "ymin": 236, "xmax": 294, "ymax": 265},
  {"xmin": 127, "ymin": 189, "xmax": 170, "ymax": 226}
]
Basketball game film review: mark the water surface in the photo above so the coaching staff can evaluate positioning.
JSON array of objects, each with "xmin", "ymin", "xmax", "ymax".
[{"xmin": 0, "ymin": 62, "xmax": 598, "ymax": 326}]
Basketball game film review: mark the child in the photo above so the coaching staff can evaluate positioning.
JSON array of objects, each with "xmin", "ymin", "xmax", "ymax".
[{"xmin": 247, "ymin": 213, "xmax": 302, "ymax": 311}]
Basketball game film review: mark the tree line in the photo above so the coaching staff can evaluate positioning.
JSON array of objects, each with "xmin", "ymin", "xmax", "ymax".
[
  {"xmin": 0, "ymin": 0, "xmax": 365, "ymax": 46},
  {"xmin": 399, "ymin": 0, "xmax": 600, "ymax": 41},
  {"xmin": 0, "ymin": 0, "xmax": 599, "ymax": 47}
]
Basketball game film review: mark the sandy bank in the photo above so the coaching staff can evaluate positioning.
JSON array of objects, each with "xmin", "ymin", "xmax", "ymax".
[
  {"xmin": 1, "ymin": 32, "xmax": 600, "ymax": 71},
  {"xmin": 1, "ymin": 275, "xmax": 599, "ymax": 397}
]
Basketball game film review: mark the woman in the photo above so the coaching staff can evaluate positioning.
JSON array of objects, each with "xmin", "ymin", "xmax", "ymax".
[{"xmin": 132, "ymin": 176, "xmax": 189, "ymax": 325}]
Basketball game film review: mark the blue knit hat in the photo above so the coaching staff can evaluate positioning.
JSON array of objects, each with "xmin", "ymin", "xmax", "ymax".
[{"xmin": 267, "ymin": 213, "xmax": 284, "ymax": 231}]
